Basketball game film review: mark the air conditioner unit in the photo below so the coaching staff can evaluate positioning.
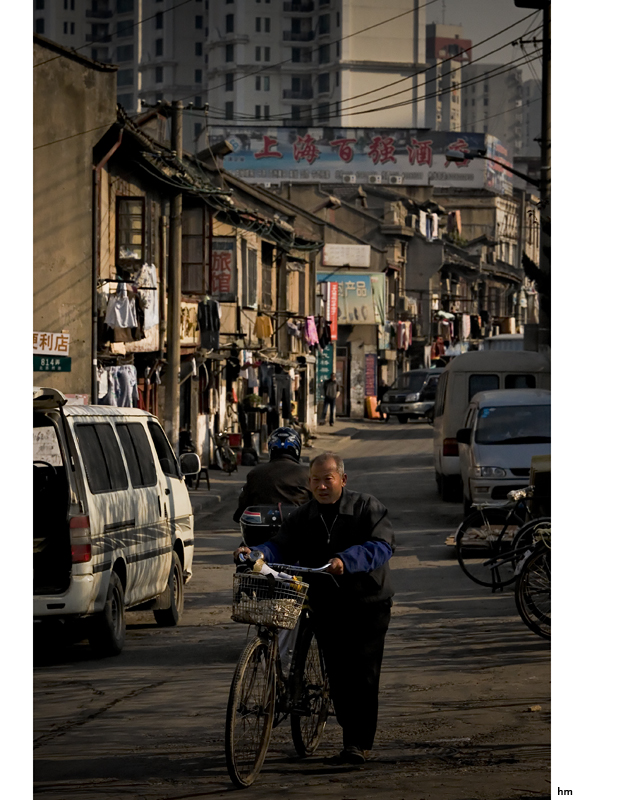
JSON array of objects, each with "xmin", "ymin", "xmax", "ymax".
[
  {"xmin": 389, "ymin": 175, "xmax": 404, "ymax": 185},
  {"xmin": 368, "ymin": 175, "xmax": 382, "ymax": 184},
  {"xmin": 342, "ymin": 174, "xmax": 356, "ymax": 184},
  {"xmin": 405, "ymin": 214, "xmax": 418, "ymax": 229}
]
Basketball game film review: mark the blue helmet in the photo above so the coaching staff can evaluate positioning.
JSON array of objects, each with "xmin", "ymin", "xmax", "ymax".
[{"xmin": 267, "ymin": 427, "xmax": 302, "ymax": 460}]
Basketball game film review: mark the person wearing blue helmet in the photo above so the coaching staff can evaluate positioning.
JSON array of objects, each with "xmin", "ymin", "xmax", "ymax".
[{"xmin": 233, "ymin": 426, "xmax": 311, "ymax": 522}]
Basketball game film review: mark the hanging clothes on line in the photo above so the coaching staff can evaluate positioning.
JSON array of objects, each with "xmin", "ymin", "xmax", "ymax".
[
  {"xmin": 98, "ymin": 364, "xmax": 139, "ymax": 408},
  {"xmin": 136, "ymin": 264, "xmax": 159, "ymax": 329},
  {"xmin": 303, "ymin": 316, "xmax": 319, "ymax": 349},
  {"xmin": 254, "ymin": 313, "xmax": 274, "ymax": 340},
  {"xmin": 105, "ymin": 282, "xmax": 137, "ymax": 329},
  {"xmin": 198, "ymin": 297, "xmax": 221, "ymax": 350}
]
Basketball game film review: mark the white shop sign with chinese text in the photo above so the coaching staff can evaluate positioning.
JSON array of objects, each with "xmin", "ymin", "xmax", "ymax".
[
  {"xmin": 322, "ymin": 244, "xmax": 370, "ymax": 268},
  {"xmin": 33, "ymin": 332, "xmax": 70, "ymax": 356}
]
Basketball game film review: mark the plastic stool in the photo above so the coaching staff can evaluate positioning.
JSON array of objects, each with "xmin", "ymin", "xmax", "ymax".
[{"xmin": 195, "ymin": 466, "xmax": 211, "ymax": 490}]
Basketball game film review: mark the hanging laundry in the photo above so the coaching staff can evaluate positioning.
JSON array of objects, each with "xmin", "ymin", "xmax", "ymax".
[
  {"xmin": 247, "ymin": 366, "xmax": 259, "ymax": 388},
  {"xmin": 287, "ymin": 320, "xmax": 301, "ymax": 339},
  {"xmin": 97, "ymin": 366, "xmax": 108, "ymax": 400},
  {"xmin": 462, "ymin": 314, "xmax": 471, "ymax": 340},
  {"xmin": 135, "ymin": 264, "xmax": 159, "ymax": 329},
  {"xmin": 303, "ymin": 316, "xmax": 319, "ymax": 348},
  {"xmin": 197, "ymin": 297, "xmax": 221, "ymax": 350},
  {"xmin": 254, "ymin": 314, "xmax": 274, "ymax": 340},
  {"xmin": 430, "ymin": 213, "xmax": 439, "ymax": 239},
  {"xmin": 105, "ymin": 283, "xmax": 137, "ymax": 329},
  {"xmin": 98, "ymin": 365, "xmax": 139, "ymax": 407},
  {"xmin": 419, "ymin": 210, "xmax": 428, "ymax": 238}
]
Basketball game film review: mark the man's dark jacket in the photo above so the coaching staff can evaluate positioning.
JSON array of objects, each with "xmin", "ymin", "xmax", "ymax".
[
  {"xmin": 233, "ymin": 453, "xmax": 311, "ymax": 522},
  {"xmin": 264, "ymin": 488, "xmax": 395, "ymax": 608}
]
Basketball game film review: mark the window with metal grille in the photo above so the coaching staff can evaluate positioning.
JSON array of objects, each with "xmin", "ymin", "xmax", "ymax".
[
  {"xmin": 118, "ymin": 68, "xmax": 134, "ymax": 86},
  {"xmin": 155, "ymin": 38, "xmax": 163, "ymax": 55},
  {"xmin": 117, "ymin": 44, "xmax": 134, "ymax": 61},
  {"xmin": 225, "ymin": 100, "xmax": 234, "ymax": 118},
  {"xmin": 226, "ymin": 43, "xmax": 234, "ymax": 61},
  {"xmin": 116, "ymin": 196, "xmax": 145, "ymax": 262},
  {"xmin": 226, "ymin": 13, "xmax": 234, "ymax": 32},
  {"xmin": 225, "ymin": 73, "xmax": 234, "ymax": 90}
]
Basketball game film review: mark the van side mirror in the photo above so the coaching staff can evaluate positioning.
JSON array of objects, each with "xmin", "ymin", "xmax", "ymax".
[
  {"xmin": 179, "ymin": 452, "xmax": 201, "ymax": 475},
  {"xmin": 456, "ymin": 428, "xmax": 472, "ymax": 445}
]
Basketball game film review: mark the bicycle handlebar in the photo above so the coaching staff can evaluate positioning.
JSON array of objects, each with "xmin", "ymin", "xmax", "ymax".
[{"xmin": 237, "ymin": 552, "xmax": 332, "ymax": 574}]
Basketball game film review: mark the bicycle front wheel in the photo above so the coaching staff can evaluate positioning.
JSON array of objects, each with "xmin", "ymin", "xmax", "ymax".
[
  {"xmin": 515, "ymin": 546, "xmax": 551, "ymax": 640},
  {"xmin": 225, "ymin": 636, "xmax": 276, "ymax": 787},
  {"xmin": 455, "ymin": 508, "xmax": 524, "ymax": 588},
  {"xmin": 290, "ymin": 623, "xmax": 330, "ymax": 757}
]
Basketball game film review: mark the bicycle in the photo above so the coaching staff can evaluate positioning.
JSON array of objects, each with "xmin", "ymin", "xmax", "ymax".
[
  {"xmin": 515, "ymin": 522, "xmax": 550, "ymax": 639},
  {"xmin": 211, "ymin": 430, "xmax": 238, "ymax": 474},
  {"xmin": 454, "ymin": 487, "xmax": 551, "ymax": 590},
  {"xmin": 225, "ymin": 555, "xmax": 333, "ymax": 788}
]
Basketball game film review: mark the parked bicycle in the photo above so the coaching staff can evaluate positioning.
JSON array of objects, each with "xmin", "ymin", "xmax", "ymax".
[
  {"xmin": 225, "ymin": 553, "xmax": 333, "ymax": 788},
  {"xmin": 454, "ymin": 487, "xmax": 551, "ymax": 590},
  {"xmin": 515, "ymin": 522, "xmax": 550, "ymax": 639},
  {"xmin": 211, "ymin": 430, "xmax": 238, "ymax": 474}
]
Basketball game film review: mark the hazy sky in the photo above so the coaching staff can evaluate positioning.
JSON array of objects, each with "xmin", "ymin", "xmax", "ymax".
[{"xmin": 427, "ymin": 0, "xmax": 544, "ymax": 84}]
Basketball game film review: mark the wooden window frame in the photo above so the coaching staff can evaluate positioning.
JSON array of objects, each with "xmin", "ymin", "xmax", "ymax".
[{"xmin": 116, "ymin": 195, "xmax": 146, "ymax": 265}]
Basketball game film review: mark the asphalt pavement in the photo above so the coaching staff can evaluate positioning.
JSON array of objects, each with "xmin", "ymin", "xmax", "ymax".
[{"xmin": 33, "ymin": 417, "xmax": 550, "ymax": 800}]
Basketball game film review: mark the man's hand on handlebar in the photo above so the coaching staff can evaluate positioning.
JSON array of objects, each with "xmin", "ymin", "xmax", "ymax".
[
  {"xmin": 326, "ymin": 557, "xmax": 344, "ymax": 576},
  {"xmin": 233, "ymin": 546, "xmax": 252, "ymax": 563}
]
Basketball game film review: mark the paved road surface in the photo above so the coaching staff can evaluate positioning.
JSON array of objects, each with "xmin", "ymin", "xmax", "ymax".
[{"xmin": 33, "ymin": 419, "xmax": 550, "ymax": 800}]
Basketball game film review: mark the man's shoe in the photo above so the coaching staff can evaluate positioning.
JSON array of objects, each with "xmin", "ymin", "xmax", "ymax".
[{"xmin": 323, "ymin": 746, "xmax": 366, "ymax": 766}]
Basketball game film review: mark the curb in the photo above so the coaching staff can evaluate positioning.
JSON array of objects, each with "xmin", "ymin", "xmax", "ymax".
[{"xmin": 190, "ymin": 493, "xmax": 222, "ymax": 516}]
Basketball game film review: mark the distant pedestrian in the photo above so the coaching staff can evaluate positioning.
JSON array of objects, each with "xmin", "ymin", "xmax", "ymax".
[
  {"xmin": 322, "ymin": 373, "xmax": 339, "ymax": 426},
  {"xmin": 377, "ymin": 381, "xmax": 390, "ymax": 422},
  {"xmin": 430, "ymin": 336, "xmax": 446, "ymax": 362}
]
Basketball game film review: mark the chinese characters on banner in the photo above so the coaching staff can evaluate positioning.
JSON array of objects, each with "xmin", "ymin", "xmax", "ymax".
[
  {"xmin": 318, "ymin": 272, "xmax": 385, "ymax": 326},
  {"xmin": 209, "ymin": 128, "xmax": 510, "ymax": 191},
  {"xmin": 329, "ymin": 282, "xmax": 338, "ymax": 341},
  {"xmin": 365, "ymin": 353, "xmax": 378, "ymax": 398},
  {"xmin": 33, "ymin": 331, "xmax": 70, "ymax": 356},
  {"xmin": 211, "ymin": 238, "xmax": 237, "ymax": 301}
]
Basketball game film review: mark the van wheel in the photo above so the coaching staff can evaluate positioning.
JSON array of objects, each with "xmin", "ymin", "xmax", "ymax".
[
  {"xmin": 397, "ymin": 415, "xmax": 409, "ymax": 424},
  {"xmin": 154, "ymin": 552, "xmax": 184, "ymax": 627},
  {"xmin": 88, "ymin": 571, "xmax": 126, "ymax": 657}
]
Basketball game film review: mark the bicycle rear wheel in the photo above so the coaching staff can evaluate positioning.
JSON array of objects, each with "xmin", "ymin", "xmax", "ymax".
[
  {"xmin": 225, "ymin": 636, "xmax": 276, "ymax": 787},
  {"xmin": 515, "ymin": 546, "xmax": 551, "ymax": 640},
  {"xmin": 290, "ymin": 623, "xmax": 330, "ymax": 757},
  {"xmin": 455, "ymin": 508, "xmax": 524, "ymax": 588}
]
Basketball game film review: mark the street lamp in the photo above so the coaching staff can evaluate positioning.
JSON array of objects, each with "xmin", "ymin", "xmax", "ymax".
[{"xmin": 444, "ymin": 148, "xmax": 540, "ymax": 189}]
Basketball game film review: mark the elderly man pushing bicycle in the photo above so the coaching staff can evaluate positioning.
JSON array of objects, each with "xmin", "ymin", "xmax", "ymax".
[{"xmin": 234, "ymin": 450, "xmax": 395, "ymax": 765}]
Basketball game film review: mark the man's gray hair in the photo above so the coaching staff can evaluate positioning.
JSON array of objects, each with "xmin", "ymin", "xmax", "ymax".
[{"xmin": 309, "ymin": 451, "xmax": 345, "ymax": 476}]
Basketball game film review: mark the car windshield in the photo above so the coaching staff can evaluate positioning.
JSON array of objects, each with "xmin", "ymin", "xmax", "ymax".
[
  {"xmin": 390, "ymin": 372, "xmax": 427, "ymax": 391},
  {"xmin": 475, "ymin": 404, "xmax": 551, "ymax": 445}
]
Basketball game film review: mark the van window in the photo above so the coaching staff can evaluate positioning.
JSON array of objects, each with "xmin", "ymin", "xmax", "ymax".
[
  {"xmin": 76, "ymin": 424, "xmax": 128, "ymax": 493},
  {"xmin": 117, "ymin": 423, "xmax": 158, "ymax": 488},
  {"xmin": 433, "ymin": 371, "xmax": 448, "ymax": 418},
  {"xmin": 469, "ymin": 374, "xmax": 499, "ymax": 401},
  {"xmin": 148, "ymin": 421, "xmax": 179, "ymax": 477},
  {"xmin": 505, "ymin": 374, "xmax": 536, "ymax": 389},
  {"xmin": 475, "ymin": 404, "xmax": 550, "ymax": 444}
]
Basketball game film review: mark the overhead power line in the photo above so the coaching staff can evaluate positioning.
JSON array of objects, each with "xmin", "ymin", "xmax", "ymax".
[
  {"xmin": 182, "ymin": 49, "xmax": 540, "ymax": 124},
  {"xmin": 140, "ymin": 8, "xmax": 539, "ymax": 125}
]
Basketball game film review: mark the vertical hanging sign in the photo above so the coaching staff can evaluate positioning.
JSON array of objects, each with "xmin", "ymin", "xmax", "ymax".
[
  {"xmin": 210, "ymin": 237, "xmax": 237, "ymax": 301},
  {"xmin": 329, "ymin": 282, "xmax": 338, "ymax": 341},
  {"xmin": 365, "ymin": 353, "xmax": 378, "ymax": 398}
]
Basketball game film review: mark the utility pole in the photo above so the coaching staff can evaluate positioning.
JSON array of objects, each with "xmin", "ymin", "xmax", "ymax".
[
  {"xmin": 164, "ymin": 101, "xmax": 183, "ymax": 450},
  {"xmin": 515, "ymin": 0, "xmax": 550, "ymax": 354},
  {"xmin": 538, "ymin": 1, "xmax": 551, "ymax": 353}
]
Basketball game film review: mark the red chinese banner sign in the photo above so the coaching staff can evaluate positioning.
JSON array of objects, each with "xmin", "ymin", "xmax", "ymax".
[
  {"xmin": 211, "ymin": 238, "xmax": 237, "ymax": 301},
  {"xmin": 329, "ymin": 282, "xmax": 338, "ymax": 341}
]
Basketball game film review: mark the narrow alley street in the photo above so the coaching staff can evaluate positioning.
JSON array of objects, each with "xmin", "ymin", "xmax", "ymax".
[{"xmin": 33, "ymin": 418, "xmax": 550, "ymax": 800}]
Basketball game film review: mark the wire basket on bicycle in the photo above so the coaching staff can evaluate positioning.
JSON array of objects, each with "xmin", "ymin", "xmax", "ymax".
[{"xmin": 231, "ymin": 572, "xmax": 308, "ymax": 630}]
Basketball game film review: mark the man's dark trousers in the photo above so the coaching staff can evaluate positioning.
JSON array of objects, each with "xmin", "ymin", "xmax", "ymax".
[
  {"xmin": 323, "ymin": 397, "xmax": 335, "ymax": 424},
  {"xmin": 312, "ymin": 598, "xmax": 392, "ymax": 751}
]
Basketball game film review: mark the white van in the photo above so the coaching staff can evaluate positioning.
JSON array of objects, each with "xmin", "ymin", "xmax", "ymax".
[
  {"xmin": 432, "ymin": 351, "xmax": 550, "ymax": 501},
  {"xmin": 457, "ymin": 388, "xmax": 551, "ymax": 513},
  {"xmin": 33, "ymin": 387, "xmax": 200, "ymax": 656}
]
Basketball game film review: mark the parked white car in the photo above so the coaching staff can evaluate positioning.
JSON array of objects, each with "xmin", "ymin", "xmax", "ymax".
[
  {"xmin": 33, "ymin": 387, "xmax": 200, "ymax": 656},
  {"xmin": 456, "ymin": 388, "xmax": 551, "ymax": 513}
]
